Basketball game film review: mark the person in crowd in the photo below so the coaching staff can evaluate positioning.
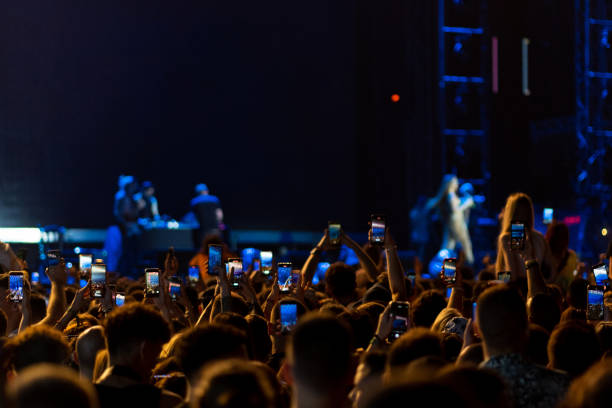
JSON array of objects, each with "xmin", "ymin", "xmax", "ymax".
[
  {"xmin": 495, "ymin": 192, "xmax": 554, "ymax": 279},
  {"xmin": 546, "ymin": 222, "xmax": 580, "ymax": 292},
  {"xmin": 76, "ymin": 326, "xmax": 106, "ymax": 381},
  {"xmin": 6, "ymin": 363, "xmax": 99, "ymax": 408},
  {"xmin": 478, "ymin": 284, "xmax": 569, "ymax": 408},
  {"xmin": 191, "ymin": 183, "xmax": 224, "ymax": 248}
]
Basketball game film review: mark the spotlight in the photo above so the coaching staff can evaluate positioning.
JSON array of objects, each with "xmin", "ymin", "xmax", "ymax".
[
  {"xmin": 391, "ymin": 94, "xmax": 400, "ymax": 103},
  {"xmin": 602, "ymin": 227, "xmax": 608, "ymax": 237},
  {"xmin": 453, "ymin": 40, "xmax": 464, "ymax": 54},
  {"xmin": 74, "ymin": 246, "xmax": 81, "ymax": 254},
  {"xmin": 601, "ymin": 28, "xmax": 610, "ymax": 49}
]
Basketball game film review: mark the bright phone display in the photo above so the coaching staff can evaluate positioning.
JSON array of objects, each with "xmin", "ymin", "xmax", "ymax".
[
  {"xmin": 587, "ymin": 286, "xmax": 604, "ymax": 321},
  {"xmin": 79, "ymin": 254, "xmax": 92, "ymax": 273},
  {"xmin": 226, "ymin": 259, "xmax": 243, "ymax": 287},
  {"xmin": 241, "ymin": 248, "xmax": 259, "ymax": 271},
  {"xmin": 543, "ymin": 208, "xmax": 553, "ymax": 224},
  {"xmin": 188, "ymin": 266, "xmax": 200, "ymax": 284},
  {"xmin": 442, "ymin": 258, "xmax": 456, "ymax": 284},
  {"xmin": 370, "ymin": 215, "xmax": 386, "ymax": 244},
  {"xmin": 280, "ymin": 303, "xmax": 298, "ymax": 334},
  {"xmin": 168, "ymin": 277, "xmax": 181, "ymax": 301},
  {"xmin": 47, "ymin": 250, "xmax": 61, "ymax": 267},
  {"xmin": 260, "ymin": 251, "xmax": 273, "ymax": 275},
  {"xmin": 390, "ymin": 301, "xmax": 410, "ymax": 340},
  {"xmin": 9, "ymin": 272, "xmax": 24, "ymax": 302},
  {"xmin": 593, "ymin": 264, "xmax": 608, "ymax": 285},
  {"xmin": 115, "ymin": 293, "xmax": 125, "ymax": 307},
  {"xmin": 328, "ymin": 222, "xmax": 341, "ymax": 246},
  {"xmin": 278, "ymin": 262, "xmax": 292, "ymax": 291},
  {"xmin": 208, "ymin": 244, "xmax": 223, "ymax": 276},
  {"xmin": 498, "ymin": 271, "xmax": 511, "ymax": 283},
  {"xmin": 510, "ymin": 222, "xmax": 525, "ymax": 251},
  {"xmin": 145, "ymin": 269, "xmax": 160, "ymax": 297},
  {"xmin": 313, "ymin": 262, "xmax": 330, "ymax": 285},
  {"xmin": 90, "ymin": 264, "xmax": 106, "ymax": 298}
]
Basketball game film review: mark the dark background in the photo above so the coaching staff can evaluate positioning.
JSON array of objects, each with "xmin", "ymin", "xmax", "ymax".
[{"xmin": 0, "ymin": 1, "xmax": 581, "ymax": 243}]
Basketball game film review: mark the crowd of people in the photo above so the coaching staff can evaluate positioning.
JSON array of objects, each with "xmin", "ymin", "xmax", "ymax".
[{"xmin": 1, "ymin": 191, "xmax": 612, "ymax": 408}]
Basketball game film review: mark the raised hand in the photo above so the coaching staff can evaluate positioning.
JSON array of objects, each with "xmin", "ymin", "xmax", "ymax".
[
  {"xmin": 374, "ymin": 301, "xmax": 394, "ymax": 341},
  {"xmin": 46, "ymin": 259, "xmax": 68, "ymax": 286}
]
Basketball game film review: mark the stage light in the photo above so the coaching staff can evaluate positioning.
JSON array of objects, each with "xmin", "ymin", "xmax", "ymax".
[
  {"xmin": 602, "ymin": 28, "xmax": 610, "ymax": 49},
  {"xmin": 391, "ymin": 94, "xmax": 400, "ymax": 103},
  {"xmin": 0, "ymin": 228, "xmax": 42, "ymax": 243},
  {"xmin": 453, "ymin": 39, "xmax": 464, "ymax": 54},
  {"xmin": 602, "ymin": 88, "xmax": 609, "ymax": 99},
  {"xmin": 74, "ymin": 246, "xmax": 81, "ymax": 254},
  {"xmin": 602, "ymin": 227, "xmax": 608, "ymax": 237}
]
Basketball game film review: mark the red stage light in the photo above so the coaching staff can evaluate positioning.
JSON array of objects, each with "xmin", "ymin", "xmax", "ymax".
[{"xmin": 391, "ymin": 94, "xmax": 400, "ymax": 103}]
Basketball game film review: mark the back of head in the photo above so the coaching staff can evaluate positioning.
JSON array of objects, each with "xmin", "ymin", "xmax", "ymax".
[
  {"xmin": 246, "ymin": 314, "xmax": 272, "ymax": 362},
  {"xmin": 0, "ymin": 308, "xmax": 7, "ymax": 337},
  {"xmin": 6, "ymin": 363, "xmax": 98, "ymax": 408},
  {"xmin": 477, "ymin": 285, "xmax": 527, "ymax": 355},
  {"xmin": 387, "ymin": 328, "xmax": 443, "ymax": 372},
  {"xmin": 561, "ymin": 359, "xmax": 612, "ymax": 408},
  {"xmin": 546, "ymin": 222, "xmax": 570, "ymax": 257},
  {"xmin": 364, "ymin": 381, "xmax": 470, "ymax": 408},
  {"xmin": 596, "ymin": 322, "xmax": 612, "ymax": 356},
  {"xmin": 501, "ymin": 192, "xmax": 534, "ymax": 233},
  {"xmin": 213, "ymin": 312, "xmax": 248, "ymax": 335},
  {"xmin": 456, "ymin": 343, "xmax": 484, "ymax": 366},
  {"xmin": 103, "ymin": 303, "xmax": 170, "ymax": 362},
  {"xmin": 76, "ymin": 326, "xmax": 106, "ymax": 374},
  {"xmin": 412, "ymin": 290, "xmax": 447, "ymax": 328},
  {"xmin": 289, "ymin": 312, "xmax": 353, "ymax": 392},
  {"xmin": 191, "ymin": 359, "xmax": 275, "ymax": 408},
  {"xmin": 175, "ymin": 323, "xmax": 248, "ymax": 383},
  {"xmin": 438, "ymin": 366, "xmax": 511, "ymax": 408},
  {"xmin": 431, "ymin": 307, "xmax": 462, "ymax": 333},
  {"xmin": 525, "ymin": 324, "xmax": 550, "ymax": 366},
  {"xmin": 8, "ymin": 325, "xmax": 70, "ymax": 372},
  {"xmin": 339, "ymin": 310, "xmax": 374, "ymax": 350},
  {"xmin": 325, "ymin": 262, "xmax": 357, "ymax": 301},
  {"xmin": 527, "ymin": 293, "xmax": 561, "ymax": 333},
  {"xmin": 567, "ymin": 278, "xmax": 588, "ymax": 310},
  {"xmin": 548, "ymin": 321, "xmax": 601, "ymax": 378},
  {"xmin": 560, "ymin": 306, "xmax": 586, "ymax": 323}
]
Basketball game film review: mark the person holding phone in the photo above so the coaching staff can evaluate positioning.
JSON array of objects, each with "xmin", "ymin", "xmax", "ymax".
[
  {"xmin": 496, "ymin": 193, "xmax": 554, "ymax": 280},
  {"xmin": 545, "ymin": 222, "xmax": 580, "ymax": 292}
]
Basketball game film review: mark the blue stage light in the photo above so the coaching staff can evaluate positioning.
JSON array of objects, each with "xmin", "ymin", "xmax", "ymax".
[{"xmin": 74, "ymin": 246, "xmax": 81, "ymax": 254}]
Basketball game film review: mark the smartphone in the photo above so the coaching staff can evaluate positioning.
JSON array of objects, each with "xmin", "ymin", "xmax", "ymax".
[
  {"xmin": 253, "ymin": 259, "xmax": 261, "ymax": 273},
  {"xmin": 543, "ymin": 208, "xmax": 553, "ymax": 225},
  {"xmin": 31, "ymin": 271, "xmax": 40, "ymax": 285},
  {"xmin": 115, "ymin": 292, "xmax": 125, "ymax": 307},
  {"xmin": 208, "ymin": 244, "xmax": 223, "ymax": 276},
  {"xmin": 109, "ymin": 284, "xmax": 117, "ymax": 303},
  {"xmin": 168, "ymin": 277, "xmax": 181, "ymax": 301},
  {"xmin": 227, "ymin": 258, "xmax": 243, "ymax": 288},
  {"xmin": 260, "ymin": 251, "xmax": 273, "ymax": 276},
  {"xmin": 510, "ymin": 222, "xmax": 525, "ymax": 251},
  {"xmin": 278, "ymin": 262, "xmax": 292, "ymax": 291},
  {"xmin": 328, "ymin": 222, "xmax": 341, "ymax": 246},
  {"xmin": 587, "ymin": 285, "xmax": 604, "ymax": 321},
  {"xmin": 9, "ymin": 271, "xmax": 24, "ymax": 303},
  {"xmin": 441, "ymin": 258, "xmax": 456, "ymax": 284},
  {"xmin": 145, "ymin": 268, "xmax": 160, "ymax": 298},
  {"xmin": 90, "ymin": 264, "xmax": 107, "ymax": 298},
  {"xmin": 498, "ymin": 271, "xmax": 512, "ymax": 283},
  {"xmin": 593, "ymin": 263, "xmax": 608, "ymax": 286},
  {"xmin": 370, "ymin": 214, "xmax": 386, "ymax": 244},
  {"xmin": 188, "ymin": 265, "xmax": 200, "ymax": 284},
  {"xmin": 445, "ymin": 287, "xmax": 452, "ymax": 299},
  {"xmin": 390, "ymin": 301, "xmax": 410, "ymax": 340},
  {"xmin": 280, "ymin": 302, "xmax": 298, "ymax": 334},
  {"xmin": 47, "ymin": 250, "xmax": 61, "ymax": 267},
  {"xmin": 79, "ymin": 254, "xmax": 93, "ymax": 276},
  {"xmin": 241, "ymin": 248, "xmax": 259, "ymax": 271},
  {"xmin": 313, "ymin": 261, "xmax": 330, "ymax": 285}
]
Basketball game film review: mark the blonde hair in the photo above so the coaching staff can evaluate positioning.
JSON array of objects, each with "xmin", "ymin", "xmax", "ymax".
[
  {"xmin": 92, "ymin": 349, "xmax": 109, "ymax": 383},
  {"xmin": 500, "ymin": 192, "xmax": 534, "ymax": 234},
  {"xmin": 431, "ymin": 308, "xmax": 462, "ymax": 334}
]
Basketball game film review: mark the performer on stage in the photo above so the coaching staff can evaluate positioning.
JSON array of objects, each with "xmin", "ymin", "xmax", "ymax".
[
  {"xmin": 136, "ymin": 180, "xmax": 160, "ymax": 222},
  {"xmin": 191, "ymin": 183, "xmax": 224, "ymax": 247},
  {"xmin": 426, "ymin": 174, "xmax": 474, "ymax": 264}
]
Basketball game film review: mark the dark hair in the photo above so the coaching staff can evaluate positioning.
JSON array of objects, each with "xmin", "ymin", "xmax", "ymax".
[
  {"xmin": 363, "ymin": 381, "xmax": 470, "ymax": 408},
  {"xmin": 387, "ymin": 328, "xmax": 443, "ymax": 370},
  {"xmin": 596, "ymin": 322, "xmax": 612, "ymax": 356},
  {"xmin": 441, "ymin": 333, "xmax": 463, "ymax": 363},
  {"xmin": 213, "ymin": 312, "xmax": 248, "ymax": 335},
  {"xmin": 191, "ymin": 359, "xmax": 275, "ymax": 408},
  {"xmin": 438, "ymin": 366, "xmax": 510, "ymax": 408},
  {"xmin": 527, "ymin": 293, "xmax": 560, "ymax": 333},
  {"xmin": 456, "ymin": 343, "xmax": 484, "ymax": 366},
  {"xmin": 548, "ymin": 321, "xmax": 601, "ymax": 378},
  {"xmin": 175, "ymin": 324, "xmax": 247, "ymax": 382},
  {"xmin": 339, "ymin": 310, "xmax": 374, "ymax": 350},
  {"xmin": 325, "ymin": 262, "xmax": 357, "ymax": 301},
  {"xmin": 6, "ymin": 363, "xmax": 99, "ymax": 408},
  {"xmin": 7, "ymin": 325, "xmax": 70, "ymax": 372},
  {"xmin": 560, "ymin": 306, "xmax": 586, "ymax": 323},
  {"xmin": 0, "ymin": 273, "xmax": 8, "ymax": 290},
  {"xmin": 477, "ymin": 285, "xmax": 527, "ymax": 353},
  {"xmin": 246, "ymin": 314, "xmax": 272, "ymax": 362},
  {"xmin": 546, "ymin": 222, "xmax": 569, "ymax": 258},
  {"xmin": 561, "ymin": 359, "xmax": 612, "ymax": 408},
  {"xmin": 30, "ymin": 293, "xmax": 48, "ymax": 324},
  {"xmin": 525, "ymin": 324, "xmax": 550, "ymax": 366},
  {"xmin": 411, "ymin": 290, "xmax": 447, "ymax": 328},
  {"xmin": 567, "ymin": 278, "xmax": 588, "ymax": 311},
  {"xmin": 289, "ymin": 313, "xmax": 353, "ymax": 392},
  {"xmin": 103, "ymin": 303, "xmax": 171, "ymax": 360},
  {"xmin": 0, "ymin": 308, "xmax": 7, "ymax": 337}
]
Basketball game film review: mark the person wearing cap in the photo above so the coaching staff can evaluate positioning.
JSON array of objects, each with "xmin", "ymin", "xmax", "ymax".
[
  {"xmin": 137, "ymin": 181, "xmax": 160, "ymax": 222},
  {"xmin": 190, "ymin": 183, "xmax": 224, "ymax": 247}
]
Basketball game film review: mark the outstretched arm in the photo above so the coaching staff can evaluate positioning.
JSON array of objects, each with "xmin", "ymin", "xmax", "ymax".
[
  {"xmin": 37, "ymin": 260, "xmax": 68, "ymax": 327},
  {"xmin": 384, "ymin": 229, "xmax": 407, "ymax": 301},
  {"xmin": 301, "ymin": 231, "xmax": 329, "ymax": 284},
  {"xmin": 341, "ymin": 231, "xmax": 380, "ymax": 282}
]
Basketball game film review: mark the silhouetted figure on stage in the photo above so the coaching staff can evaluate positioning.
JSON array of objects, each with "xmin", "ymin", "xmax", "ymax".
[
  {"xmin": 191, "ymin": 183, "xmax": 224, "ymax": 247},
  {"xmin": 426, "ymin": 174, "xmax": 474, "ymax": 264},
  {"xmin": 114, "ymin": 176, "xmax": 141, "ymax": 278},
  {"xmin": 137, "ymin": 181, "xmax": 160, "ymax": 222}
]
